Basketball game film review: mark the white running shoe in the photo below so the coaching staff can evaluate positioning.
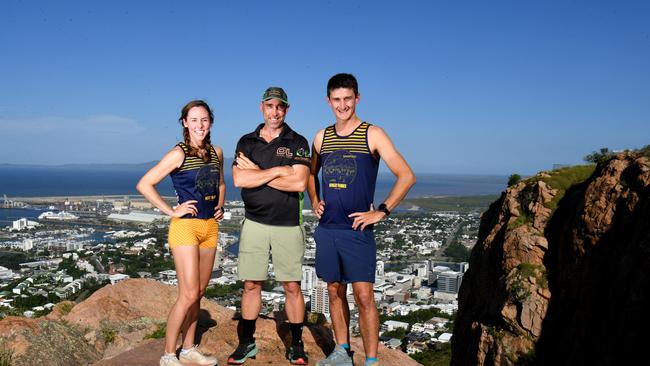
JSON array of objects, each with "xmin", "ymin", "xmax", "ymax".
[
  {"xmin": 160, "ymin": 353, "xmax": 183, "ymax": 366},
  {"xmin": 179, "ymin": 345, "xmax": 218, "ymax": 365}
]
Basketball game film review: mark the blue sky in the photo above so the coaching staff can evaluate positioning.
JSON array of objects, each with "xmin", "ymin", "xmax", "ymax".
[{"xmin": 1, "ymin": 0, "xmax": 648, "ymax": 175}]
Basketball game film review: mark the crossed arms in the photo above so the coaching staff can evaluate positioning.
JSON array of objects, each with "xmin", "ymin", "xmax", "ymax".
[{"xmin": 233, "ymin": 152, "xmax": 309, "ymax": 192}]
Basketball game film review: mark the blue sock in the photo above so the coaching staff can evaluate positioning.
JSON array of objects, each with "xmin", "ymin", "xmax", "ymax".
[
  {"xmin": 365, "ymin": 357, "xmax": 378, "ymax": 365},
  {"xmin": 339, "ymin": 343, "xmax": 350, "ymax": 350}
]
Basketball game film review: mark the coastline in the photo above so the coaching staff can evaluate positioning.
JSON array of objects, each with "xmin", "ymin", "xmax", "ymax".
[{"xmin": 5, "ymin": 195, "xmax": 177, "ymax": 204}]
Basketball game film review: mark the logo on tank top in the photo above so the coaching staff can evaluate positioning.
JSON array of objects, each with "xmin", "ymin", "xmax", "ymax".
[
  {"xmin": 195, "ymin": 165, "xmax": 220, "ymax": 200},
  {"xmin": 322, "ymin": 150, "xmax": 357, "ymax": 189}
]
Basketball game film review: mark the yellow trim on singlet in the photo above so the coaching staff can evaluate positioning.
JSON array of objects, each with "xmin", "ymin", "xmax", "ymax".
[
  {"xmin": 320, "ymin": 122, "xmax": 371, "ymax": 154},
  {"xmin": 177, "ymin": 143, "xmax": 221, "ymax": 172}
]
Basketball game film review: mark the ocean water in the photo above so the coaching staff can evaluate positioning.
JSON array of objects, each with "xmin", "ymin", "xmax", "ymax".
[
  {"xmin": 0, "ymin": 208, "xmax": 45, "ymax": 225},
  {"xmin": 0, "ymin": 208, "xmax": 108, "ymax": 242},
  {"xmin": 0, "ymin": 165, "xmax": 507, "ymax": 200}
]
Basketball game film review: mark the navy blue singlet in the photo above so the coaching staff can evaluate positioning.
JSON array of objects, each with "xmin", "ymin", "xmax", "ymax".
[
  {"xmin": 319, "ymin": 122, "xmax": 379, "ymax": 230},
  {"xmin": 170, "ymin": 143, "xmax": 221, "ymax": 219}
]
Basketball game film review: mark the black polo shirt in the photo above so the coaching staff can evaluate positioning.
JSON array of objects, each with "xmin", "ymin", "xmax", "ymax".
[{"xmin": 234, "ymin": 123, "xmax": 311, "ymax": 226}]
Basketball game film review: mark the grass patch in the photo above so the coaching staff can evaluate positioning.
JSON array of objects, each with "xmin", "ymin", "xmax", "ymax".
[
  {"xmin": 57, "ymin": 301, "xmax": 74, "ymax": 316},
  {"xmin": 508, "ymin": 212, "xmax": 534, "ymax": 229},
  {"xmin": 509, "ymin": 263, "xmax": 548, "ymax": 302},
  {"xmin": 401, "ymin": 195, "xmax": 499, "ymax": 213},
  {"xmin": 539, "ymin": 165, "xmax": 595, "ymax": 213},
  {"xmin": 0, "ymin": 339, "xmax": 13, "ymax": 366},
  {"xmin": 509, "ymin": 280, "xmax": 531, "ymax": 302},
  {"xmin": 518, "ymin": 263, "xmax": 539, "ymax": 278},
  {"xmin": 100, "ymin": 324, "xmax": 117, "ymax": 344},
  {"xmin": 518, "ymin": 263, "xmax": 548, "ymax": 289},
  {"xmin": 144, "ymin": 323, "xmax": 166, "ymax": 340}
]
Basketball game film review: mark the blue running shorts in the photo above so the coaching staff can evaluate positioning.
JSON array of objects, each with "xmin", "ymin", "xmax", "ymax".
[{"xmin": 314, "ymin": 226, "xmax": 376, "ymax": 283}]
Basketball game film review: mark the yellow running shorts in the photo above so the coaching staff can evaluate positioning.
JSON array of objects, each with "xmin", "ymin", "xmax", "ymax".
[{"xmin": 168, "ymin": 217, "xmax": 218, "ymax": 249}]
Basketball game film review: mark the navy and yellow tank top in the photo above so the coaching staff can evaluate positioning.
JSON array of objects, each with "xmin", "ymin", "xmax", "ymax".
[
  {"xmin": 170, "ymin": 143, "xmax": 221, "ymax": 219},
  {"xmin": 319, "ymin": 122, "xmax": 379, "ymax": 230}
]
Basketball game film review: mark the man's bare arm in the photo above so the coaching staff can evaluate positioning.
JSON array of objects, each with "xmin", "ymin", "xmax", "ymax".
[
  {"xmin": 369, "ymin": 126, "xmax": 416, "ymax": 210},
  {"xmin": 348, "ymin": 126, "xmax": 416, "ymax": 230},
  {"xmin": 267, "ymin": 164, "xmax": 309, "ymax": 192},
  {"xmin": 308, "ymin": 129, "xmax": 325, "ymax": 217}
]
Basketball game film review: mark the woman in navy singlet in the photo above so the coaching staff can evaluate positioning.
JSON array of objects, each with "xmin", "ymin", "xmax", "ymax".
[{"xmin": 137, "ymin": 100, "xmax": 225, "ymax": 366}]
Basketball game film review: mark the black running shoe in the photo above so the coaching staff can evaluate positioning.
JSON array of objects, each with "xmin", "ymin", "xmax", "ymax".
[
  {"xmin": 227, "ymin": 340, "xmax": 258, "ymax": 365},
  {"xmin": 287, "ymin": 340, "xmax": 308, "ymax": 365}
]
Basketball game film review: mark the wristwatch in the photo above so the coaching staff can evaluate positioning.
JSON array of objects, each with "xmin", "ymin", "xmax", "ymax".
[{"xmin": 377, "ymin": 203, "xmax": 391, "ymax": 216}]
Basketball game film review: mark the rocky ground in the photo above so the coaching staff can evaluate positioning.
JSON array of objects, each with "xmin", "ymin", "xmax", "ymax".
[{"xmin": 1, "ymin": 279, "xmax": 420, "ymax": 366}]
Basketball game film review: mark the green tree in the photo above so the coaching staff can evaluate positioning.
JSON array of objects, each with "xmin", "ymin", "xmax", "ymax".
[
  {"xmin": 57, "ymin": 258, "xmax": 86, "ymax": 279},
  {"xmin": 507, "ymin": 174, "xmax": 522, "ymax": 187},
  {"xmin": 383, "ymin": 327, "xmax": 407, "ymax": 340},
  {"xmin": 444, "ymin": 243, "xmax": 470, "ymax": 262},
  {"xmin": 0, "ymin": 252, "xmax": 28, "ymax": 270},
  {"xmin": 409, "ymin": 342, "xmax": 451, "ymax": 366},
  {"xmin": 583, "ymin": 147, "xmax": 613, "ymax": 164},
  {"xmin": 204, "ymin": 282, "xmax": 244, "ymax": 298},
  {"xmin": 380, "ymin": 308, "xmax": 453, "ymax": 325}
]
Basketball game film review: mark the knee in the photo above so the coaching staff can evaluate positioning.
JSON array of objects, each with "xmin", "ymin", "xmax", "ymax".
[
  {"xmin": 180, "ymin": 288, "xmax": 201, "ymax": 305},
  {"xmin": 243, "ymin": 281, "xmax": 262, "ymax": 295},
  {"xmin": 283, "ymin": 282, "xmax": 302, "ymax": 298},
  {"xmin": 353, "ymin": 291, "xmax": 376, "ymax": 310},
  {"xmin": 327, "ymin": 284, "xmax": 345, "ymax": 300}
]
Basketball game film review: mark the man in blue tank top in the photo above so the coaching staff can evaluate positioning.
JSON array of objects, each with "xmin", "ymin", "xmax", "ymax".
[{"xmin": 308, "ymin": 74, "xmax": 416, "ymax": 366}]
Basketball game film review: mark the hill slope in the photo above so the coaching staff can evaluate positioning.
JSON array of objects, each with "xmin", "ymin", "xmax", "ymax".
[
  {"xmin": 451, "ymin": 151, "xmax": 650, "ymax": 366},
  {"xmin": 1, "ymin": 279, "xmax": 420, "ymax": 366}
]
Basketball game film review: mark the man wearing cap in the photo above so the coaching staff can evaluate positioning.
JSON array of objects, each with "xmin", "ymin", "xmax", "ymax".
[{"xmin": 228, "ymin": 87, "xmax": 311, "ymax": 365}]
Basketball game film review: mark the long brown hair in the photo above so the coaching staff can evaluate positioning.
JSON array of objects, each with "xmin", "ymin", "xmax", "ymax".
[{"xmin": 179, "ymin": 100, "xmax": 214, "ymax": 163}]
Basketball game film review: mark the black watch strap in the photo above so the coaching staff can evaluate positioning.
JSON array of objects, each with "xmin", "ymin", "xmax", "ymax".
[{"xmin": 377, "ymin": 203, "xmax": 391, "ymax": 216}]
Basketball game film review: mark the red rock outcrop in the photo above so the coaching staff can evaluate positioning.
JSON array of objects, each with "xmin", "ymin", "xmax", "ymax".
[
  {"xmin": 1, "ymin": 279, "xmax": 420, "ymax": 366},
  {"xmin": 451, "ymin": 151, "xmax": 650, "ymax": 366}
]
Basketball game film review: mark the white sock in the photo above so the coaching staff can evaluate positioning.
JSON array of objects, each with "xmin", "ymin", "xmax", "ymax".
[{"xmin": 180, "ymin": 348, "xmax": 192, "ymax": 356}]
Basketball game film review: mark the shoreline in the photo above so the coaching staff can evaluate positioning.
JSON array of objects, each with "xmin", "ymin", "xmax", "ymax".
[{"xmin": 4, "ymin": 195, "xmax": 176, "ymax": 204}]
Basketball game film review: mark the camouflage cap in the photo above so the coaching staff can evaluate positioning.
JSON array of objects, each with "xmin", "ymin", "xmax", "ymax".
[{"xmin": 261, "ymin": 87, "xmax": 289, "ymax": 105}]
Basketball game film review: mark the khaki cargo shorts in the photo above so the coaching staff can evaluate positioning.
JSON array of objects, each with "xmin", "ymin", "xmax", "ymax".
[{"xmin": 237, "ymin": 218, "xmax": 305, "ymax": 282}]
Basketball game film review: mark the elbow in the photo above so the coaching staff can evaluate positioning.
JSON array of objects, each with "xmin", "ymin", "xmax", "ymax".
[
  {"xmin": 295, "ymin": 179, "xmax": 308, "ymax": 192},
  {"xmin": 232, "ymin": 176, "xmax": 245, "ymax": 188},
  {"xmin": 234, "ymin": 179, "xmax": 252, "ymax": 189},
  {"xmin": 403, "ymin": 171, "xmax": 416, "ymax": 188},
  {"xmin": 295, "ymin": 178, "xmax": 308, "ymax": 192},
  {"xmin": 135, "ymin": 179, "xmax": 146, "ymax": 195}
]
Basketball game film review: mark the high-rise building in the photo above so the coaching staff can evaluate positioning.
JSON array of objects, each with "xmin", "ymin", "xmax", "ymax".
[
  {"xmin": 375, "ymin": 260, "xmax": 385, "ymax": 285},
  {"xmin": 459, "ymin": 262, "xmax": 469, "ymax": 273},
  {"xmin": 302, "ymin": 266, "xmax": 317, "ymax": 293},
  {"xmin": 437, "ymin": 271, "xmax": 463, "ymax": 293},
  {"xmin": 416, "ymin": 262, "xmax": 428, "ymax": 279},
  {"xmin": 311, "ymin": 284, "xmax": 330, "ymax": 316},
  {"xmin": 376, "ymin": 260, "xmax": 385, "ymax": 277},
  {"xmin": 22, "ymin": 239, "xmax": 33, "ymax": 251}
]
